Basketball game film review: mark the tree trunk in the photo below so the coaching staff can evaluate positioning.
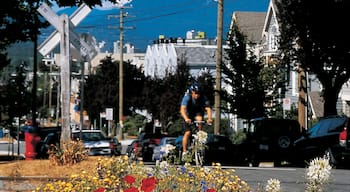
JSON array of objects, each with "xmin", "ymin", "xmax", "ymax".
[{"xmin": 323, "ymin": 86, "xmax": 340, "ymax": 117}]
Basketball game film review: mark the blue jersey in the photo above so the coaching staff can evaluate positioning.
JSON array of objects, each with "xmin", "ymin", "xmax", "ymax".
[{"xmin": 181, "ymin": 92, "xmax": 210, "ymax": 118}]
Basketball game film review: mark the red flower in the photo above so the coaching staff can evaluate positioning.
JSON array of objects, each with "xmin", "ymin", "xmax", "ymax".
[
  {"xmin": 124, "ymin": 187, "xmax": 139, "ymax": 192},
  {"xmin": 141, "ymin": 176, "xmax": 157, "ymax": 192},
  {"xmin": 124, "ymin": 175, "xmax": 136, "ymax": 184},
  {"xmin": 206, "ymin": 189, "xmax": 216, "ymax": 192},
  {"xmin": 93, "ymin": 187, "xmax": 105, "ymax": 192}
]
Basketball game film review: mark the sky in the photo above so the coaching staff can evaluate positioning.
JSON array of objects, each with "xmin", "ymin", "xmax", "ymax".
[{"xmin": 50, "ymin": 0, "xmax": 270, "ymax": 52}]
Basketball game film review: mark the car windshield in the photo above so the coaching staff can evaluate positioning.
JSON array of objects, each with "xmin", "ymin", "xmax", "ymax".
[
  {"xmin": 308, "ymin": 117, "xmax": 346, "ymax": 137},
  {"xmin": 73, "ymin": 132, "xmax": 106, "ymax": 141}
]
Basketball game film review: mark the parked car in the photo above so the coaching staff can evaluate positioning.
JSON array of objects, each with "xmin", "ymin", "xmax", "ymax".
[
  {"xmin": 292, "ymin": 115, "xmax": 350, "ymax": 167},
  {"xmin": 234, "ymin": 117, "xmax": 302, "ymax": 166},
  {"xmin": 71, "ymin": 130, "xmax": 122, "ymax": 156},
  {"xmin": 152, "ymin": 137, "xmax": 177, "ymax": 161},
  {"xmin": 35, "ymin": 132, "xmax": 61, "ymax": 159},
  {"xmin": 10, "ymin": 125, "xmax": 61, "ymax": 141},
  {"xmin": 126, "ymin": 139, "xmax": 142, "ymax": 161},
  {"xmin": 130, "ymin": 132, "xmax": 165, "ymax": 161}
]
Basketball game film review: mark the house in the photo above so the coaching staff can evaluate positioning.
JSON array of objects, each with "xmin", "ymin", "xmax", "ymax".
[
  {"xmin": 144, "ymin": 32, "xmax": 219, "ymax": 79},
  {"xmin": 255, "ymin": 0, "xmax": 348, "ymax": 121}
]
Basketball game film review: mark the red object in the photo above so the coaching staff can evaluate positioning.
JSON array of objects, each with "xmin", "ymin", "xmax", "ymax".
[{"xmin": 25, "ymin": 132, "xmax": 41, "ymax": 160}]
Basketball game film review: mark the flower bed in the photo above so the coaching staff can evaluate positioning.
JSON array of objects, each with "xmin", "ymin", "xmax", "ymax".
[{"xmin": 34, "ymin": 155, "xmax": 251, "ymax": 192}]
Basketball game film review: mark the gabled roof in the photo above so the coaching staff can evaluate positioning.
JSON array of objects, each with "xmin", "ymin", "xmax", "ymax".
[
  {"xmin": 232, "ymin": 11, "xmax": 266, "ymax": 44},
  {"xmin": 262, "ymin": 0, "xmax": 278, "ymax": 34}
]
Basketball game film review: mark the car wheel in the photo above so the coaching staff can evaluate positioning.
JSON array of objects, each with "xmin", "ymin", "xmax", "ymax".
[
  {"xmin": 325, "ymin": 148, "xmax": 337, "ymax": 166},
  {"xmin": 277, "ymin": 136, "xmax": 291, "ymax": 149}
]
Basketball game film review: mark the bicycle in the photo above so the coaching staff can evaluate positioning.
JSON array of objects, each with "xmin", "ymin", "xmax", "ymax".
[{"xmin": 180, "ymin": 121, "xmax": 210, "ymax": 167}]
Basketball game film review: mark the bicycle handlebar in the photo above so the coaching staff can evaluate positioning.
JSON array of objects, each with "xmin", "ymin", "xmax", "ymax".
[{"xmin": 190, "ymin": 121, "xmax": 212, "ymax": 126}]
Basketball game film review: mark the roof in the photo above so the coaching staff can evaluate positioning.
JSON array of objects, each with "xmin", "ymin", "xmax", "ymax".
[
  {"xmin": 174, "ymin": 46, "xmax": 216, "ymax": 65},
  {"xmin": 309, "ymin": 91, "xmax": 324, "ymax": 118},
  {"xmin": 232, "ymin": 11, "xmax": 266, "ymax": 44}
]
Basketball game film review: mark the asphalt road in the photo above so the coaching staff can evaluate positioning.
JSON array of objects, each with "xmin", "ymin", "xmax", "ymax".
[{"xmin": 232, "ymin": 166, "xmax": 350, "ymax": 192}]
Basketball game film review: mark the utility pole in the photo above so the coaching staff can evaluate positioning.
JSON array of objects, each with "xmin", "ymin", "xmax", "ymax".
[
  {"xmin": 109, "ymin": 0, "xmax": 132, "ymax": 140},
  {"xmin": 214, "ymin": 0, "xmax": 223, "ymax": 134},
  {"xmin": 298, "ymin": 65, "xmax": 307, "ymax": 131}
]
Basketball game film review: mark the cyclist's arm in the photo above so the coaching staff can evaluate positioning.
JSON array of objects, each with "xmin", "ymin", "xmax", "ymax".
[
  {"xmin": 180, "ymin": 105, "xmax": 191, "ymax": 123},
  {"xmin": 180, "ymin": 95, "xmax": 191, "ymax": 123}
]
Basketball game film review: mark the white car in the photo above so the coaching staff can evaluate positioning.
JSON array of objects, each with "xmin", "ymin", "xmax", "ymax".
[{"xmin": 71, "ymin": 130, "xmax": 121, "ymax": 156}]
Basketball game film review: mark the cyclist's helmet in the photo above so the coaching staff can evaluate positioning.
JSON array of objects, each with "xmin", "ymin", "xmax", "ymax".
[{"xmin": 189, "ymin": 83, "xmax": 202, "ymax": 94}]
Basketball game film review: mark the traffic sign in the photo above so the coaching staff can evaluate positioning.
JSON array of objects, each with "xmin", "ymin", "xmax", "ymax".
[{"xmin": 37, "ymin": 3, "xmax": 96, "ymax": 59}]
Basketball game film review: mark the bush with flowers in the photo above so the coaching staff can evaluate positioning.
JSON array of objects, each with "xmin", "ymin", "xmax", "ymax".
[
  {"xmin": 34, "ymin": 155, "xmax": 251, "ymax": 192},
  {"xmin": 35, "ymin": 136, "xmax": 333, "ymax": 192}
]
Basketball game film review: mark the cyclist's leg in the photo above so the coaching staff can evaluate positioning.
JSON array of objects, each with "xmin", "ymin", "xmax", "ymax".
[{"xmin": 182, "ymin": 121, "xmax": 191, "ymax": 161}]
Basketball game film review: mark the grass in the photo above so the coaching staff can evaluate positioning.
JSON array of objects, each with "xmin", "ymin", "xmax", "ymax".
[{"xmin": 0, "ymin": 156, "xmax": 101, "ymax": 177}]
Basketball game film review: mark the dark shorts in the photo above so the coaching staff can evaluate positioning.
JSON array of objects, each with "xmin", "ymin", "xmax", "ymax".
[{"xmin": 182, "ymin": 112, "xmax": 204, "ymax": 133}]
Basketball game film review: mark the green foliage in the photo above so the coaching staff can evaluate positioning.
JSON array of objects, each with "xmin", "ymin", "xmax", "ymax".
[
  {"xmin": 123, "ymin": 114, "xmax": 146, "ymax": 136},
  {"xmin": 83, "ymin": 56, "xmax": 145, "ymax": 123},
  {"xmin": 222, "ymin": 21, "xmax": 266, "ymax": 121},
  {"xmin": 5, "ymin": 63, "xmax": 31, "ymax": 124},
  {"xmin": 230, "ymin": 129, "xmax": 247, "ymax": 145},
  {"xmin": 276, "ymin": 0, "xmax": 350, "ymax": 116}
]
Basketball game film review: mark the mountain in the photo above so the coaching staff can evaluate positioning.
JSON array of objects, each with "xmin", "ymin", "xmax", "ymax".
[{"xmin": 38, "ymin": 0, "xmax": 269, "ymax": 53}]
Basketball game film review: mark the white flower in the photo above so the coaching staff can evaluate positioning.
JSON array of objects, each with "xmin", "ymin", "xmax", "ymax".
[
  {"xmin": 305, "ymin": 156, "xmax": 332, "ymax": 192},
  {"xmin": 306, "ymin": 156, "xmax": 332, "ymax": 184},
  {"xmin": 160, "ymin": 144, "xmax": 176, "ymax": 155},
  {"xmin": 196, "ymin": 130, "xmax": 208, "ymax": 144},
  {"xmin": 265, "ymin": 178, "xmax": 281, "ymax": 192}
]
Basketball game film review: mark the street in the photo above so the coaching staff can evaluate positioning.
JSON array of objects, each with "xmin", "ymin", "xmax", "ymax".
[
  {"xmin": 232, "ymin": 166, "xmax": 350, "ymax": 192},
  {"xmin": 0, "ymin": 139, "xmax": 25, "ymax": 159}
]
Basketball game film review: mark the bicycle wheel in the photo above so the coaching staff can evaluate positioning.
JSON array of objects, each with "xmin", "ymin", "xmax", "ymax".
[{"xmin": 194, "ymin": 142, "xmax": 205, "ymax": 166}]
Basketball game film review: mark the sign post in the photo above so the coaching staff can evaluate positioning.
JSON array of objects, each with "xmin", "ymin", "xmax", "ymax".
[{"xmin": 37, "ymin": 3, "xmax": 96, "ymax": 143}]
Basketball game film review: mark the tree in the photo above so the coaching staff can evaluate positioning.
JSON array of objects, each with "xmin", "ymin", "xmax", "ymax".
[
  {"xmin": 83, "ymin": 56, "xmax": 145, "ymax": 126},
  {"xmin": 141, "ymin": 56, "xmax": 191, "ymax": 130},
  {"xmin": 6, "ymin": 62, "xmax": 31, "ymax": 125},
  {"xmin": 221, "ymin": 21, "xmax": 266, "ymax": 122},
  {"xmin": 275, "ymin": 0, "xmax": 350, "ymax": 116}
]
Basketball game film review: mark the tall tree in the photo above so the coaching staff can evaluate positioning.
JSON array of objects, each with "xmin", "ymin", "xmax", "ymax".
[
  {"xmin": 221, "ymin": 21, "xmax": 266, "ymax": 122},
  {"xmin": 158, "ymin": 56, "xmax": 191, "ymax": 128},
  {"xmin": 83, "ymin": 56, "xmax": 145, "ymax": 125},
  {"xmin": 275, "ymin": 0, "xmax": 350, "ymax": 116},
  {"xmin": 6, "ymin": 62, "xmax": 31, "ymax": 125}
]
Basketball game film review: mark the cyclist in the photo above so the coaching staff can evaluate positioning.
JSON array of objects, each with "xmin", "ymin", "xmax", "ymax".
[{"xmin": 180, "ymin": 83, "xmax": 213, "ymax": 160}]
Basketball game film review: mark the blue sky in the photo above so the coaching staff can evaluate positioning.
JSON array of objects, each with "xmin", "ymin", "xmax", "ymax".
[{"xmin": 51, "ymin": 0, "xmax": 270, "ymax": 52}]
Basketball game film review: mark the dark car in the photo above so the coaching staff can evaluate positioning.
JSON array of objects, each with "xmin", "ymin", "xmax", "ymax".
[
  {"xmin": 174, "ymin": 134, "xmax": 237, "ymax": 165},
  {"xmin": 204, "ymin": 134, "xmax": 237, "ymax": 165},
  {"xmin": 235, "ymin": 118, "xmax": 302, "ymax": 166},
  {"xmin": 138, "ymin": 132, "xmax": 165, "ymax": 161},
  {"xmin": 292, "ymin": 115, "xmax": 350, "ymax": 167},
  {"xmin": 126, "ymin": 139, "xmax": 142, "ymax": 161},
  {"xmin": 35, "ymin": 132, "xmax": 61, "ymax": 159}
]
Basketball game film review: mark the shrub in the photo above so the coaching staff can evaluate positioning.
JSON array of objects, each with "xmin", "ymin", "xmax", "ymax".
[{"xmin": 48, "ymin": 140, "xmax": 88, "ymax": 166}]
